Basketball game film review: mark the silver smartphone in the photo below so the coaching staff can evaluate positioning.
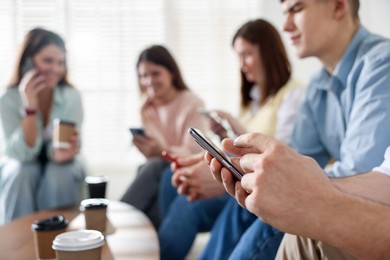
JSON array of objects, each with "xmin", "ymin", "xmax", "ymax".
[{"xmin": 188, "ymin": 127, "xmax": 243, "ymax": 180}]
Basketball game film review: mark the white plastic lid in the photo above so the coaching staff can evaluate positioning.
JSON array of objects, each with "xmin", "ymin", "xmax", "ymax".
[
  {"xmin": 52, "ymin": 230, "xmax": 105, "ymax": 251},
  {"xmin": 85, "ymin": 176, "xmax": 109, "ymax": 184}
]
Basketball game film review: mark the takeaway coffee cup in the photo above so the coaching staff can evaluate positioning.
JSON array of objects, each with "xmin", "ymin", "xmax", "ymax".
[
  {"xmin": 32, "ymin": 215, "xmax": 68, "ymax": 259},
  {"xmin": 80, "ymin": 198, "xmax": 109, "ymax": 233},
  {"xmin": 52, "ymin": 230, "xmax": 105, "ymax": 260},
  {"xmin": 52, "ymin": 118, "xmax": 76, "ymax": 149},
  {"xmin": 85, "ymin": 176, "xmax": 109, "ymax": 198}
]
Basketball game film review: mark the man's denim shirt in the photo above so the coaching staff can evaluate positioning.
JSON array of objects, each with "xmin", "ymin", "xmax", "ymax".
[{"xmin": 291, "ymin": 26, "xmax": 390, "ymax": 177}]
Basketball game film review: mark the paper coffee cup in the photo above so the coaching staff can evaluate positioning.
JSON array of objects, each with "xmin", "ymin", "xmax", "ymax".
[
  {"xmin": 80, "ymin": 198, "xmax": 109, "ymax": 233},
  {"xmin": 85, "ymin": 176, "xmax": 109, "ymax": 198},
  {"xmin": 32, "ymin": 215, "xmax": 68, "ymax": 259},
  {"xmin": 52, "ymin": 118, "xmax": 76, "ymax": 149},
  {"xmin": 52, "ymin": 230, "xmax": 105, "ymax": 260}
]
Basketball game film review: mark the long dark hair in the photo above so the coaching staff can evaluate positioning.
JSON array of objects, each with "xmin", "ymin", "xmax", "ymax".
[
  {"xmin": 9, "ymin": 28, "xmax": 71, "ymax": 87},
  {"xmin": 232, "ymin": 19, "xmax": 291, "ymax": 107},
  {"xmin": 136, "ymin": 45, "xmax": 188, "ymax": 92}
]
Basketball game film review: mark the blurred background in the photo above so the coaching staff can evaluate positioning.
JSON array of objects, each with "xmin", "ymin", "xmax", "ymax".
[{"xmin": 1, "ymin": 0, "xmax": 389, "ymax": 199}]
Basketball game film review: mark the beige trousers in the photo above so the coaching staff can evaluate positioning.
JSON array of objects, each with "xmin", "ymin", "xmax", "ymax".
[{"xmin": 276, "ymin": 234, "xmax": 356, "ymax": 260}]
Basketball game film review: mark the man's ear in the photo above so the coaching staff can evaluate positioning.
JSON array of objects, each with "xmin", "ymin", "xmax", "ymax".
[{"xmin": 333, "ymin": 0, "xmax": 349, "ymax": 20}]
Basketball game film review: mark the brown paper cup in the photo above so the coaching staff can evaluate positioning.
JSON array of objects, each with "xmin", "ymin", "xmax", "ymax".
[
  {"xmin": 53, "ymin": 119, "xmax": 75, "ymax": 149},
  {"xmin": 33, "ymin": 228, "xmax": 66, "ymax": 259},
  {"xmin": 32, "ymin": 215, "xmax": 68, "ymax": 259},
  {"xmin": 84, "ymin": 208, "xmax": 107, "ymax": 233},
  {"xmin": 80, "ymin": 199, "xmax": 109, "ymax": 233}
]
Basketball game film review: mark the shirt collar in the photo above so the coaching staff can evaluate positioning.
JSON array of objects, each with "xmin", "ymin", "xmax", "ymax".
[
  {"xmin": 333, "ymin": 26, "xmax": 368, "ymax": 87},
  {"xmin": 314, "ymin": 26, "xmax": 368, "ymax": 91}
]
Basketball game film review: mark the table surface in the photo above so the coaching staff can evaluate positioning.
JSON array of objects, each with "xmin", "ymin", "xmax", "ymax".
[{"xmin": 0, "ymin": 201, "xmax": 159, "ymax": 260}]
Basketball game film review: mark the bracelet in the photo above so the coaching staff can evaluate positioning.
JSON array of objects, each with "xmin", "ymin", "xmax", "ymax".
[{"xmin": 24, "ymin": 107, "xmax": 37, "ymax": 116}]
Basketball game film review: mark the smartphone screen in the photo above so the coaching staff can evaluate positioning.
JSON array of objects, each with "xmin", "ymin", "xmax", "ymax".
[
  {"xmin": 129, "ymin": 127, "xmax": 146, "ymax": 137},
  {"xmin": 188, "ymin": 127, "xmax": 243, "ymax": 180}
]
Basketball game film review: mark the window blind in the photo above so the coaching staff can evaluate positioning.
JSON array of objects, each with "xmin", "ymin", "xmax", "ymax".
[{"xmin": 0, "ymin": 0, "xmax": 262, "ymax": 174}]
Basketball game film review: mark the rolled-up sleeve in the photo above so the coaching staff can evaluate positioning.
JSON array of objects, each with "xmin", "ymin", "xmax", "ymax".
[
  {"xmin": 0, "ymin": 89, "xmax": 42, "ymax": 161},
  {"xmin": 373, "ymin": 147, "xmax": 390, "ymax": 176},
  {"xmin": 329, "ymin": 55, "xmax": 390, "ymax": 177}
]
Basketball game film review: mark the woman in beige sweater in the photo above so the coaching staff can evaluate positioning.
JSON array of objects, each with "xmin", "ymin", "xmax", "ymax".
[{"xmin": 120, "ymin": 45, "xmax": 209, "ymax": 228}]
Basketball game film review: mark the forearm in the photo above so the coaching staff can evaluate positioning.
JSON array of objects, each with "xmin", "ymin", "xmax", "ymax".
[
  {"xmin": 331, "ymin": 172, "xmax": 390, "ymax": 205},
  {"xmin": 314, "ymin": 191, "xmax": 390, "ymax": 259},
  {"xmin": 21, "ymin": 115, "xmax": 39, "ymax": 147},
  {"xmin": 226, "ymin": 115, "xmax": 247, "ymax": 135}
]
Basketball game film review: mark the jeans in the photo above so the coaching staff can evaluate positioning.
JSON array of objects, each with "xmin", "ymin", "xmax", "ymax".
[
  {"xmin": 200, "ymin": 199, "xmax": 284, "ymax": 260},
  {"xmin": 158, "ymin": 168, "xmax": 229, "ymax": 260},
  {"xmin": 158, "ymin": 166, "xmax": 179, "ymax": 220},
  {"xmin": 0, "ymin": 159, "xmax": 85, "ymax": 224}
]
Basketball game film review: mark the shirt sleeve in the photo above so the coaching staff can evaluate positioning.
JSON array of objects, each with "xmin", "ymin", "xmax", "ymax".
[
  {"xmin": 275, "ymin": 88, "xmax": 305, "ymax": 144},
  {"xmin": 0, "ymin": 90, "xmax": 42, "ymax": 161},
  {"xmin": 372, "ymin": 147, "xmax": 390, "ymax": 176},
  {"xmin": 329, "ymin": 55, "xmax": 390, "ymax": 177},
  {"xmin": 290, "ymin": 88, "xmax": 331, "ymax": 168},
  {"xmin": 169, "ymin": 95, "xmax": 211, "ymax": 155}
]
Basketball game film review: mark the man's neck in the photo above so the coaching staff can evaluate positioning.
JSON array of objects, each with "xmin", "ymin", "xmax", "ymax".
[{"xmin": 320, "ymin": 20, "xmax": 361, "ymax": 75}]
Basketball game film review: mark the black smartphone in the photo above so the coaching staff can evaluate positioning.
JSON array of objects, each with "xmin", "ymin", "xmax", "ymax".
[
  {"xmin": 129, "ymin": 127, "xmax": 146, "ymax": 137},
  {"xmin": 188, "ymin": 127, "xmax": 243, "ymax": 180},
  {"xmin": 21, "ymin": 57, "xmax": 35, "ymax": 76}
]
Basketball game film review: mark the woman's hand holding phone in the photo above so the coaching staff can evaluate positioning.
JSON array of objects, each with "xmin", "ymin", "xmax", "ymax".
[
  {"xmin": 19, "ymin": 59, "xmax": 47, "ymax": 109},
  {"xmin": 132, "ymin": 134, "xmax": 163, "ymax": 158}
]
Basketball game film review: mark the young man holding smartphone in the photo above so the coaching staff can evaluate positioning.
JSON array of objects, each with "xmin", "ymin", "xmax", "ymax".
[{"xmin": 206, "ymin": 0, "xmax": 390, "ymax": 258}]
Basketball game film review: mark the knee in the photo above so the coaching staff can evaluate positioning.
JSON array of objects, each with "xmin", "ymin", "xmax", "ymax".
[
  {"xmin": 1, "ymin": 160, "xmax": 40, "ymax": 185},
  {"xmin": 46, "ymin": 160, "xmax": 85, "ymax": 179},
  {"xmin": 138, "ymin": 158, "xmax": 168, "ymax": 175},
  {"xmin": 43, "ymin": 161, "xmax": 85, "ymax": 187}
]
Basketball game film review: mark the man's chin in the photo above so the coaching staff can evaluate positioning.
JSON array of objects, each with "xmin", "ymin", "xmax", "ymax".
[{"xmin": 295, "ymin": 49, "xmax": 309, "ymax": 59}]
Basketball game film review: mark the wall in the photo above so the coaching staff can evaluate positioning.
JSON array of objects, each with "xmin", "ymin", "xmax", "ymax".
[{"xmin": 260, "ymin": 0, "xmax": 390, "ymax": 85}]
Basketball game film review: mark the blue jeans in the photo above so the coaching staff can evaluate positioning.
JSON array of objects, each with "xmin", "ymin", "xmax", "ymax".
[
  {"xmin": 158, "ymin": 166, "xmax": 179, "ymax": 220},
  {"xmin": 200, "ymin": 199, "xmax": 284, "ymax": 260},
  {"xmin": 0, "ymin": 159, "xmax": 85, "ymax": 224},
  {"xmin": 158, "ymin": 168, "xmax": 229, "ymax": 260}
]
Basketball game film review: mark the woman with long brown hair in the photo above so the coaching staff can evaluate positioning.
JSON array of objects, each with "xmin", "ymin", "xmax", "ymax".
[
  {"xmin": 158, "ymin": 19, "xmax": 304, "ymax": 259},
  {"xmin": 120, "ymin": 45, "xmax": 209, "ymax": 228},
  {"xmin": 0, "ymin": 28, "xmax": 85, "ymax": 224}
]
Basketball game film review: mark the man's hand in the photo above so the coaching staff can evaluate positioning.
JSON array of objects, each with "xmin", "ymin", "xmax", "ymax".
[{"xmin": 206, "ymin": 133, "xmax": 337, "ymax": 235}]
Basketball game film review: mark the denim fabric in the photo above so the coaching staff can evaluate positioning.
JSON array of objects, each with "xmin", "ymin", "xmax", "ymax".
[
  {"xmin": 158, "ymin": 167, "xmax": 229, "ymax": 260},
  {"xmin": 228, "ymin": 219, "xmax": 284, "ymax": 260},
  {"xmin": 0, "ymin": 159, "xmax": 85, "ymax": 224},
  {"xmin": 158, "ymin": 166, "xmax": 179, "ymax": 219},
  {"xmin": 199, "ymin": 199, "xmax": 258, "ymax": 260}
]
